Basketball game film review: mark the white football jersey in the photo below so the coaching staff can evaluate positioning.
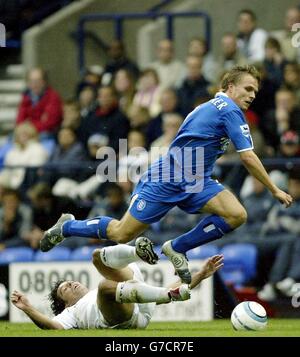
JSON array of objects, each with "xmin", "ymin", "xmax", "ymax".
[{"xmin": 52, "ymin": 263, "xmax": 155, "ymax": 329}]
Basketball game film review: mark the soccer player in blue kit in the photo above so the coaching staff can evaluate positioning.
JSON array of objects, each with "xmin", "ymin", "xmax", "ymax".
[{"xmin": 41, "ymin": 65, "xmax": 293, "ymax": 284}]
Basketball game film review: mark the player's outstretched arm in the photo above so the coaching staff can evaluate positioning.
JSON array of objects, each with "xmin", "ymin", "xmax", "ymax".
[
  {"xmin": 167, "ymin": 255, "xmax": 224, "ymax": 290},
  {"xmin": 239, "ymin": 150, "xmax": 293, "ymax": 208},
  {"xmin": 11, "ymin": 290, "xmax": 63, "ymax": 330}
]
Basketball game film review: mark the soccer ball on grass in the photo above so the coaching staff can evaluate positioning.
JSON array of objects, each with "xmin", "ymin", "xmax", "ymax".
[{"xmin": 231, "ymin": 301, "xmax": 267, "ymax": 331}]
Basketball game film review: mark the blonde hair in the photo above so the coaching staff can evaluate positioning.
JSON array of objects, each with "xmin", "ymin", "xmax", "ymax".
[
  {"xmin": 14, "ymin": 122, "xmax": 39, "ymax": 144},
  {"xmin": 221, "ymin": 65, "xmax": 261, "ymax": 91}
]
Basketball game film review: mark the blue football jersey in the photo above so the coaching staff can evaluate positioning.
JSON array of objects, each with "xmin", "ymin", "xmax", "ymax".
[{"xmin": 143, "ymin": 92, "xmax": 253, "ymax": 195}]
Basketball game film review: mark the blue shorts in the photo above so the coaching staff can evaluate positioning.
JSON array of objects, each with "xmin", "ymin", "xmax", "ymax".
[{"xmin": 129, "ymin": 178, "xmax": 225, "ymax": 224}]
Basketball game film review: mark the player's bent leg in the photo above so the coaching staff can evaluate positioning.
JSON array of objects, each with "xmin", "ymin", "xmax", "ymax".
[
  {"xmin": 92, "ymin": 249, "xmax": 135, "ymax": 282},
  {"xmin": 201, "ymin": 189, "xmax": 247, "ymax": 228},
  {"xmin": 97, "ymin": 280, "xmax": 135, "ymax": 326},
  {"xmin": 162, "ymin": 190, "xmax": 247, "ymax": 284}
]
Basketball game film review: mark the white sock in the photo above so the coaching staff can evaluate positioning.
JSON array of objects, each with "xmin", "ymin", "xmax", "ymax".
[
  {"xmin": 100, "ymin": 245, "xmax": 140, "ymax": 269},
  {"xmin": 116, "ymin": 280, "xmax": 170, "ymax": 304}
]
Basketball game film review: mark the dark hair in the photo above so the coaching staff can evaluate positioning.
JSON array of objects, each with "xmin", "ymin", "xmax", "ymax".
[
  {"xmin": 239, "ymin": 9, "xmax": 256, "ymax": 21},
  {"xmin": 221, "ymin": 65, "xmax": 261, "ymax": 91},
  {"xmin": 265, "ymin": 37, "xmax": 281, "ymax": 52},
  {"xmin": 48, "ymin": 280, "xmax": 66, "ymax": 315}
]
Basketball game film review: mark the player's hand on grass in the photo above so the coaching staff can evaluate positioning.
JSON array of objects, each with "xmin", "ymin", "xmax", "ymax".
[
  {"xmin": 11, "ymin": 290, "xmax": 31, "ymax": 311},
  {"xmin": 272, "ymin": 189, "xmax": 293, "ymax": 208},
  {"xmin": 201, "ymin": 254, "xmax": 224, "ymax": 279}
]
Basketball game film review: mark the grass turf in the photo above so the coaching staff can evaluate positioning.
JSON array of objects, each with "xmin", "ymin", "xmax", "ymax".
[{"xmin": 1, "ymin": 319, "xmax": 300, "ymax": 337}]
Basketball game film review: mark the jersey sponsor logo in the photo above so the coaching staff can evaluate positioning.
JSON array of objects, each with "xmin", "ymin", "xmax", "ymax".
[
  {"xmin": 240, "ymin": 124, "xmax": 250, "ymax": 137},
  {"xmin": 137, "ymin": 199, "xmax": 147, "ymax": 211}
]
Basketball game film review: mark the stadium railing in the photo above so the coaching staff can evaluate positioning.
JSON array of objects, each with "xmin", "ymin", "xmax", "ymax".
[{"xmin": 76, "ymin": 10, "xmax": 212, "ymax": 73}]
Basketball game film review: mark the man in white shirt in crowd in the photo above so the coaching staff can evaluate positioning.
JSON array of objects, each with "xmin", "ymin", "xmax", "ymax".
[
  {"xmin": 11, "ymin": 237, "xmax": 223, "ymax": 330},
  {"xmin": 237, "ymin": 9, "xmax": 268, "ymax": 63}
]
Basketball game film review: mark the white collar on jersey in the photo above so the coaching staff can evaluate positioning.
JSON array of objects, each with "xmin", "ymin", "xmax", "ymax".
[{"xmin": 215, "ymin": 91, "xmax": 228, "ymax": 97}]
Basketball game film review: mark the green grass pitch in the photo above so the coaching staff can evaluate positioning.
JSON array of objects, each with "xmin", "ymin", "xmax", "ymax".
[{"xmin": 1, "ymin": 319, "xmax": 300, "ymax": 337}]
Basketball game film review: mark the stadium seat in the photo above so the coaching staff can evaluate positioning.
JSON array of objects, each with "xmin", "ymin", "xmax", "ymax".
[
  {"xmin": 187, "ymin": 244, "xmax": 219, "ymax": 260},
  {"xmin": 0, "ymin": 139, "xmax": 13, "ymax": 169},
  {"xmin": 0, "ymin": 247, "xmax": 34, "ymax": 265},
  {"xmin": 220, "ymin": 243, "xmax": 258, "ymax": 286},
  {"xmin": 34, "ymin": 247, "xmax": 71, "ymax": 262},
  {"xmin": 41, "ymin": 137, "xmax": 56, "ymax": 155},
  {"xmin": 71, "ymin": 246, "xmax": 95, "ymax": 261}
]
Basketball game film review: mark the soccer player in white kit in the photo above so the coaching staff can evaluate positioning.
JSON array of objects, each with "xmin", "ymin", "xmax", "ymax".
[{"xmin": 11, "ymin": 238, "xmax": 223, "ymax": 330}]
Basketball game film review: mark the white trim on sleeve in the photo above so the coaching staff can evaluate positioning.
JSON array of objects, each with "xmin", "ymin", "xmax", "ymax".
[{"xmin": 236, "ymin": 147, "xmax": 254, "ymax": 153}]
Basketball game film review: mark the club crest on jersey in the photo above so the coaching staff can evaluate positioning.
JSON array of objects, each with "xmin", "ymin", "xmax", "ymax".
[
  {"xmin": 240, "ymin": 124, "xmax": 250, "ymax": 137},
  {"xmin": 137, "ymin": 199, "xmax": 146, "ymax": 211}
]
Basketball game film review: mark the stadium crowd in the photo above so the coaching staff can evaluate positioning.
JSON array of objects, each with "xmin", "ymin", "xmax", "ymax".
[{"xmin": 1, "ymin": 7, "xmax": 300, "ymax": 301}]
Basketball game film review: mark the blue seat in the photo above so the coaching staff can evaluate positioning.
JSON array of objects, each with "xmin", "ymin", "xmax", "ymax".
[
  {"xmin": 187, "ymin": 244, "xmax": 219, "ymax": 260},
  {"xmin": 0, "ymin": 139, "xmax": 13, "ymax": 169},
  {"xmin": 34, "ymin": 247, "xmax": 71, "ymax": 262},
  {"xmin": 71, "ymin": 246, "xmax": 95, "ymax": 261},
  {"xmin": 0, "ymin": 247, "xmax": 34, "ymax": 265},
  {"xmin": 220, "ymin": 243, "xmax": 258, "ymax": 286},
  {"xmin": 41, "ymin": 137, "xmax": 56, "ymax": 156}
]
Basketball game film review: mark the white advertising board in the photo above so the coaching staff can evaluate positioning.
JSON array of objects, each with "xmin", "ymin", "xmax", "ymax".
[{"xmin": 9, "ymin": 260, "xmax": 213, "ymax": 322}]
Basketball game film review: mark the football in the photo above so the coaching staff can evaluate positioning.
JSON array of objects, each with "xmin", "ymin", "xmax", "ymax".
[{"xmin": 231, "ymin": 301, "xmax": 267, "ymax": 331}]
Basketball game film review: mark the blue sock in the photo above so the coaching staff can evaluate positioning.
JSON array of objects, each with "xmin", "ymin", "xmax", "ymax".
[
  {"xmin": 62, "ymin": 216, "xmax": 113, "ymax": 239},
  {"xmin": 172, "ymin": 215, "xmax": 233, "ymax": 253}
]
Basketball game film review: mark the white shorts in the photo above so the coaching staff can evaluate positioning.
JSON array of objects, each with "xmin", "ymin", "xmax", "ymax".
[{"xmin": 107, "ymin": 263, "xmax": 156, "ymax": 329}]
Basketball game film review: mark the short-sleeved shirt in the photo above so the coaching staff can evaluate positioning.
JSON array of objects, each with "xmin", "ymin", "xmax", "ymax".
[
  {"xmin": 129, "ymin": 92, "xmax": 253, "ymax": 223},
  {"xmin": 52, "ymin": 263, "xmax": 155, "ymax": 329}
]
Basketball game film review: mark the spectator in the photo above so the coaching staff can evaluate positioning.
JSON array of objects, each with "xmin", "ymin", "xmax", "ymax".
[
  {"xmin": 263, "ymin": 37, "xmax": 288, "ymax": 88},
  {"xmin": 0, "ymin": 122, "xmax": 48, "ymax": 190},
  {"xmin": 103, "ymin": 40, "xmax": 139, "ymax": 82},
  {"xmin": 52, "ymin": 133, "xmax": 109, "ymax": 201},
  {"xmin": 237, "ymin": 9, "xmax": 268, "ymax": 62},
  {"xmin": 257, "ymin": 171, "xmax": 300, "ymax": 301},
  {"xmin": 250, "ymin": 63, "xmax": 277, "ymax": 119},
  {"xmin": 272, "ymin": 6, "xmax": 300, "ymax": 63},
  {"xmin": 187, "ymin": 37, "xmax": 218, "ymax": 84},
  {"xmin": 277, "ymin": 130, "xmax": 300, "ymax": 158},
  {"xmin": 133, "ymin": 68, "xmax": 162, "ymax": 117},
  {"xmin": 76, "ymin": 69, "xmax": 102, "ymax": 98},
  {"xmin": 150, "ymin": 113, "xmax": 183, "ymax": 163},
  {"xmin": 113, "ymin": 69, "xmax": 136, "ymax": 116},
  {"xmin": 61, "ymin": 100, "xmax": 82, "ymax": 134},
  {"xmin": 263, "ymin": 88, "xmax": 300, "ymax": 152},
  {"xmin": 216, "ymin": 33, "xmax": 248, "ymax": 76},
  {"xmin": 89, "ymin": 183, "xmax": 128, "ymax": 220},
  {"xmin": 149, "ymin": 39, "xmax": 186, "ymax": 89},
  {"xmin": 127, "ymin": 105, "xmax": 151, "ymax": 135},
  {"xmin": 282, "ymin": 63, "xmax": 300, "ymax": 103},
  {"xmin": 78, "ymin": 86, "xmax": 130, "ymax": 152},
  {"xmin": 146, "ymin": 88, "xmax": 180, "ymax": 145},
  {"xmin": 24, "ymin": 183, "xmax": 83, "ymax": 249},
  {"xmin": 118, "ymin": 130, "xmax": 149, "ymax": 186},
  {"xmin": 40, "ymin": 127, "xmax": 87, "ymax": 186},
  {"xmin": 0, "ymin": 189, "xmax": 32, "ymax": 250},
  {"xmin": 78, "ymin": 85, "xmax": 97, "ymax": 120},
  {"xmin": 177, "ymin": 55, "xmax": 210, "ymax": 116},
  {"xmin": 16, "ymin": 68, "xmax": 63, "ymax": 135}
]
